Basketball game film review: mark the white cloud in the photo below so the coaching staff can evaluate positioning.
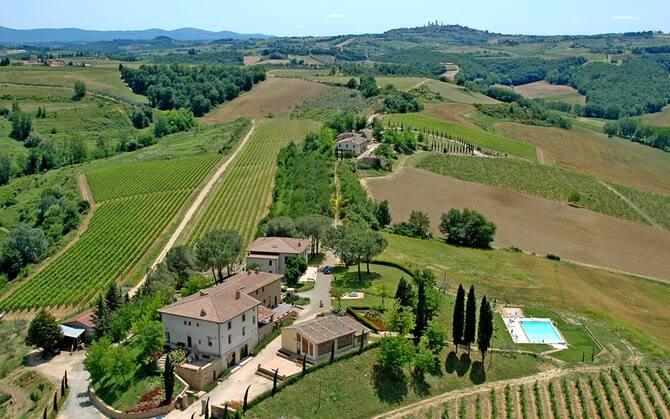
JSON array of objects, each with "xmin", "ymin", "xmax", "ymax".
[
  {"xmin": 611, "ymin": 15, "xmax": 638, "ymax": 20},
  {"xmin": 327, "ymin": 13, "xmax": 346, "ymax": 19}
]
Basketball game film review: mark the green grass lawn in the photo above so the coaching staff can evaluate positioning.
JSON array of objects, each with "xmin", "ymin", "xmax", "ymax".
[
  {"xmin": 247, "ymin": 346, "xmax": 543, "ymax": 419},
  {"xmin": 523, "ymin": 307, "xmax": 600, "ymax": 364},
  {"xmin": 416, "ymin": 153, "xmax": 668, "ymax": 228},
  {"xmin": 332, "ymin": 263, "xmax": 408, "ymax": 310},
  {"xmin": 93, "ymin": 340, "xmax": 184, "ymax": 412},
  {"xmin": 382, "ymin": 113, "xmax": 536, "ymax": 160},
  {"xmin": 377, "ymin": 234, "xmax": 670, "ymax": 360}
]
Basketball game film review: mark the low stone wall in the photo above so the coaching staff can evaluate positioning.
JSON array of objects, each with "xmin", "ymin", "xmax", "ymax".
[
  {"xmin": 176, "ymin": 356, "xmax": 226, "ymax": 390},
  {"xmin": 88, "ymin": 374, "xmax": 189, "ymax": 418}
]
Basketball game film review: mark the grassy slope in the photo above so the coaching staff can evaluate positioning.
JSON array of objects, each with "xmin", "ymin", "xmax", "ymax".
[
  {"xmin": 0, "ymin": 65, "xmax": 146, "ymax": 105},
  {"xmin": 378, "ymin": 234, "xmax": 670, "ymax": 359},
  {"xmin": 247, "ymin": 347, "xmax": 542, "ymax": 419},
  {"xmin": 495, "ymin": 122, "xmax": 670, "ymax": 195},
  {"xmin": 383, "ymin": 113, "xmax": 536, "ymax": 160},
  {"xmin": 416, "ymin": 154, "xmax": 669, "ymax": 228},
  {"xmin": 640, "ymin": 105, "xmax": 670, "ymax": 127}
]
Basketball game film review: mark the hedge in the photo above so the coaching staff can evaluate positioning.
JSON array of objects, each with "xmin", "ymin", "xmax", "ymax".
[{"xmin": 346, "ymin": 307, "xmax": 383, "ymax": 333}]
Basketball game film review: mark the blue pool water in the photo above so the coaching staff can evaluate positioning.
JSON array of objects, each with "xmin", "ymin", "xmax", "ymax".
[{"xmin": 520, "ymin": 320, "xmax": 564, "ymax": 344}]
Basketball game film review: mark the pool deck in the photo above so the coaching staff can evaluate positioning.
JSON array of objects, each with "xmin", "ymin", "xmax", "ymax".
[{"xmin": 501, "ymin": 307, "xmax": 568, "ymax": 350}]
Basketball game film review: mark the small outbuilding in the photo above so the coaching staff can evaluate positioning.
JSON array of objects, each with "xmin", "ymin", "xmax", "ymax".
[{"xmin": 280, "ymin": 315, "xmax": 370, "ymax": 365}]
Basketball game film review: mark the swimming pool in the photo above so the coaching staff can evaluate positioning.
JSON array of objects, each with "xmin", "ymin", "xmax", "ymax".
[{"xmin": 520, "ymin": 320, "xmax": 565, "ymax": 344}]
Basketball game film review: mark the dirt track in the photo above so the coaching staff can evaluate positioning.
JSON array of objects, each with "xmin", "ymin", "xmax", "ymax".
[{"xmin": 366, "ymin": 167, "xmax": 670, "ymax": 283}]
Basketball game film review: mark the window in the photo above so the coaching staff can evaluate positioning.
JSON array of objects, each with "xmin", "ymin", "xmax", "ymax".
[
  {"xmin": 242, "ymin": 327, "xmax": 246, "ymax": 336},
  {"xmin": 261, "ymin": 287, "xmax": 264, "ymax": 292},
  {"xmin": 228, "ymin": 322, "xmax": 231, "ymax": 330},
  {"xmin": 255, "ymin": 290, "xmax": 258, "ymax": 295},
  {"xmin": 183, "ymin": 321, "xmax": 187, "ymax": 325},
  {"xmin": 253, "ymin": 316, "xmax": 255, "ymax": 324},
  {"xmin": 196, "ymin": 322, "xmax": 199, "ymax": 327},
  {"xmin": 228, "ymin": 335, "xmax": 232, "ymax": 344},
  {"xmin": 242, "ymin": 314, "xmax": 246, "ymax": 322},
  {"xmin": 207, "ymin": 337, "xmax": 213, "ymax": 347},
  {"xmin": 269, "ymin": 260, "xmax": 272, "ymax": 266},
  {"xmin": 188, "ymin": 321, "xmax": 191, "ymax": 326},
  {"xmin": 165, "ymin": 332, "xmax": 171, "ymax": 342}
]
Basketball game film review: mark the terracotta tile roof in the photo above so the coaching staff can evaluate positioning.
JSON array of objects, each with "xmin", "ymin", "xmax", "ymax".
[
  {"xmin": 258, "ymin": 305, "xmax": 274, "ymax": 323},
  {"xmin": 285, "ymin": 315, "xmax": 370, "ymax": 344},
  {"xmin": 336, "ymin": 132, "xmax": 368, "ymax": 145},
  {"xmin": 159, "ymin": 271, "xmax": 283, "ymax": 324},
  {"xmin": 63, "ymin": 308, "xmax": 95, "ymax": 329},
  {"xmin": 247, "ymin": 237, "xmax": 309, "ymax": 255}
]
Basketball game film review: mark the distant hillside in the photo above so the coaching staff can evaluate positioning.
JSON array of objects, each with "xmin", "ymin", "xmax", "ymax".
[{"xmin": 0, "ymin": 26, "xmax": 272, "ymax": 43}]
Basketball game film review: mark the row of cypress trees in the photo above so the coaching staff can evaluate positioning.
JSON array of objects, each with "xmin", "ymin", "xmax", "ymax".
[{"xmin": 452, "ymin": 284, "xmax": 494, "ymax": 361}]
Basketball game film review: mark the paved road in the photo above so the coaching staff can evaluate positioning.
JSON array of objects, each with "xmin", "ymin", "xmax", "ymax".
[
  {"xmin": 29, "ymin": 351, "xmax": 103, "ymax": 419},
  {"xmin": 297, "ymin": 251, "xmax": 336, "ymax": 321}
]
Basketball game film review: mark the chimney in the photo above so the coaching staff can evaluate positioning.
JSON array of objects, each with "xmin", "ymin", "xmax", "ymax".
[
  {"xmin": 247, "ymin": 270, "xmax": 252, "ymax": 275},
  {"xmin": 200, "ymin": 309, "xmax": 207, "ymax": 317},
  {"xmin": 236, "ymin": 287, "xmax": 245, "ymax": 300}
]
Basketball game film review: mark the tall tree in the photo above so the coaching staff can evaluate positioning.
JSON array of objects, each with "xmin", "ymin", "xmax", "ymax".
[
  {"xmin": 92, "ymin": 295, "xmax": 111, "ymax": 339},
  {"xmin": 295, "ymin": 215, "xmax": 330, "ymax": 255},
  {"xmin": 166, "ymin": 244, "xmax": 195, "ymax": 280},
  {"xmin": 452, "ymin": 284, "xmax": 465, "ymax": 352},
  {"xmin": 394, "ymin": 276, "xmax": 415, "ymax": 309},
  {"xmin": 262, "ymin": 216, "xmax": 298, "ymax": 237},
  {"xmin": 26, "ymin": 309, "xmax": 63, "ymax": 357},
  {"xmin": 477, "ymin": 295, "xmax": 494, "ymax": 362},
  {"xmin": 164, "ymin": 351, "xmax": 175, "ymax": 403},
  {"xmin": 385, "ymin": 301, "xmax": 416, "ymax": 336},
  {"xmin": 375, "ymin": 200, "xmax": 392, "ymax": 228},
  {"xmin": 0, "ymin": 155, "xmax": 11, "ymax": 186},
  {"xmin": 413, "ymin": 269, "xmax": 436, "ymax": 341},
  {"xmin": 195, "ymin": 229, "xmax": 243, "ymax": 282},
  {"xmin": 72, "ymin": 80, "xmax": 86, "ymax": 101},
  {"xmin": 104, "ymin": 282, "xmax": 122, "ymax": 313},
  {"xmin": 464, "ymin": 285, "xmax": 477, "ymax": 354},
  {"xmin": 362, "ymin": 229, "xmax": 387, "ymax": 273},
  {"xmin": 408, "ymin": 210, "xmax": 431, "ymax": 238}
]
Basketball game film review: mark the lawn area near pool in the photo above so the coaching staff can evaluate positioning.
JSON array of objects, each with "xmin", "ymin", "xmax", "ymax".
[
  {"xmin": 377, "ymin": 233, "xmax": 670, "ymax": 360},
  {"xmin": 331, "ymin": 263, "xmax": 409, "ymax": 310},
  {"xmin": 246, "ymin": 347, "xmax": 545, "ymax": 419}
]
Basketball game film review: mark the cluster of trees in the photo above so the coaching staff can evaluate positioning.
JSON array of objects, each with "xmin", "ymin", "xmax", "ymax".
[
  {"xmin": 270, "ymin": 129, "xmax": 335, "ymax": 220},
  {"xmin": 390, "ymin": 210, "xmax": 432, "ymax": 239},
  {"xmin": 603, "ymin": 118, "xmax": 670, "ymax": 152},
  {"xmin": 338, "ymin": 161, "xmax": 385, "ymax": 228},
  {"xmin": 456, "ymin": 56, "xmax": 586, "ymax": 87},
  {"xmin": 9, "ymin": 101, "xmax": 32, "ymax": 141},
  {"xmin": 130, "ymin": 106, "xmax": 154, "ymax": 129},
  {"xmin": 153, "ymin": 108, "xmax": 196, "ymax": 137},
  {"xmin": 559, "ymin": 56, "xmax": 670, "ymax": 119},
  {"xmin": 382, "ymin": 90, "xmax": 423, "ymax": 114},
  {"xmin": 379, "ymin": 126, "xmax": 419, "ymax": 154},
  {"xmin": 452, "ymin": 284, "xmax": 494, "ymax": 360},
  {"xmin": 0, "ymin": 57, "xmax": 10, "ymax": 66},
  {"xmin": 479, "ymin": 87, "xmax": 572, "ymax": 129},
  {"xmin": 357, "ymin": 75, "xmax": 380, "ymax": 98},
  {"xmin": 325, "ymin": 222, "xmax": 387, "ymax": 280},
  {"xmin": 325, "ymin": 112, "xmax": 367, "ymax": 134},
  {"xmin": 377, "ymin": 269, "xmax": 446, "ymax": 378},
  {"xmin": 1, "ymin": 187, "xmax": 87, "ymax": 278},
  {"xmin": 331, "ymin": 62, "xmax": 446, "ymax": 78},
  {"xmin": 120, "ymin": 63, "xmax": 266, "ymax": 116},
  {"xmin": 439, "ymin": 208, "xmax": 497, "ymax": 248}
]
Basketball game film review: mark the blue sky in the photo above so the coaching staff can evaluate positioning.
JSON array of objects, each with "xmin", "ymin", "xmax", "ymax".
[{"xmin": 1, "ymin": 0, "xmax": 668, "ymax": 36}]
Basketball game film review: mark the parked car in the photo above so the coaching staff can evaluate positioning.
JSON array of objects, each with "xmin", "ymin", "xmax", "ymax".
[{"xmin": 322, "ymin": 266, "xmax": 333, "ymax": 274}]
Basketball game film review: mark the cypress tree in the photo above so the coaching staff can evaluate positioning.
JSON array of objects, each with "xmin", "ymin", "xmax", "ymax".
[
  {"xmin": 93, "ymin": 295, "xmax": 110, "ymax": 339},
  {"xmin": 105, "ymin": 282, "xmax": 122, "ymax": 312},
  {"xmin": 64, "ymin": 370, "xmax": 68, "ymax": 388},
  {"xmin": 464, "ymin": 285, "xmax": 477, "ymax": 354},
  {"xmin": 53, "ymin": 392, "xmax": 58, "ymax": 412},
  {"xmin": 164, "ymin": 352, "xmax": 175, "ymax": 403},
  {"xmin": 302, "ymin": 354, "xmax": 307, "ymax": 375},
  {"xmin": 394, "ymin": 277, "xmax": 415, "ymax": 309},
  {"xmin": 243, "ymin": 385, "xmax": 250, "ymax": 412},
  {"xmin": 330, "ymin": 341, "xmax": 335, "ymax": 363},
  {"xmin": 414, "ymin": 274, "xmax": 428, "ymax": 341},
  {"xmin": 223, "ymin": 403, "xmax": 229, "ymax": 419},
  {"xmin": 204, "ymin": 398, "xmax": 210, "ymax": 419},
  {"xmin": 477, "ymin": 295, "xmax": 493, "ymax": 362},
  {"xmin": 43, "ymin": 406, "xmax": 47, "ymax": 419},
  {"xmin": 272, "ymin": 369, "xmax": 278, "ymax": 395},
  {"xmin": 61, "ymin": 377, "xmax": 65, "ymax": 397},
  {"xmin": 452, "ymin": 284, "xmax": 465, "ymax": 351}
]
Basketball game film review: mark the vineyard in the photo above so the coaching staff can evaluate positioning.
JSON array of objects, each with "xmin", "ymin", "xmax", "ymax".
[
  {"xmin": 0, "ymin": 155, "xmax": 221, "ymax": 311},
  {"xmin": 415, "ymin": 365, "xmax": 670, "ymax": 419},
  {"xmin": 185, "ymin": 118, "xmax": 321, "ymax": 246}
]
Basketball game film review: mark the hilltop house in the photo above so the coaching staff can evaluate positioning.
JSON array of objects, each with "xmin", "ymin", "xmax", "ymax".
[
  {"xmin": 336, "ymin": 132, "xmax": 369, "ymax": 157},
  {"xmin": 246, "ymin": 237, "xmax": 309, "ymax": 274},
  {"xmin": 280, "ymin": 315, "xmax": 370, "ymax": 365},
  {"xmin": 159, "ymin": 270, "xmax": 284, "ymax": 388}
]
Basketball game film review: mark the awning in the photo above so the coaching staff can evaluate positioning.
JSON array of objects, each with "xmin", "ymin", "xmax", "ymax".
[{"xmin": 60, "ymin": 324, "xmax": 86, "ymax": 339}]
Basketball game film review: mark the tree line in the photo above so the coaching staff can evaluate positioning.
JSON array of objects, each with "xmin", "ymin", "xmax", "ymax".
[
  {"xmin": 603, "ymin": 117, "xmax": 670, "ymax": 152},
  {"xmin": 120, "ymin": 63, "xmax": 266, "ymax": 116}
]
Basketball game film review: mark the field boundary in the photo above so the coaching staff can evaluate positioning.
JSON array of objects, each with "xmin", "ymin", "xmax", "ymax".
[
  {"xmin": 598, "ymin": 180, "xmax": 661, "ymax": 229},
  {"xmin": 0, "ymin": 81, "xmax": 143, "ymax": 106},
  {"xmin": 127, "ymin": 120, "xmax": 257, "ymax": 298}
]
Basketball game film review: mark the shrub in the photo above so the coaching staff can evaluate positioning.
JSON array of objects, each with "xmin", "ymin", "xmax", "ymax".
[{"xmin": 439, "ymin": 208, "xmax": 496, "ymax": 248}]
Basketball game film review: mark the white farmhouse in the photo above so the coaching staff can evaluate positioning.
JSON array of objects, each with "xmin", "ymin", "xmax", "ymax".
[{"xmin": 336, "ymin": 132, "xmax": 369, "ymax": 157}]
